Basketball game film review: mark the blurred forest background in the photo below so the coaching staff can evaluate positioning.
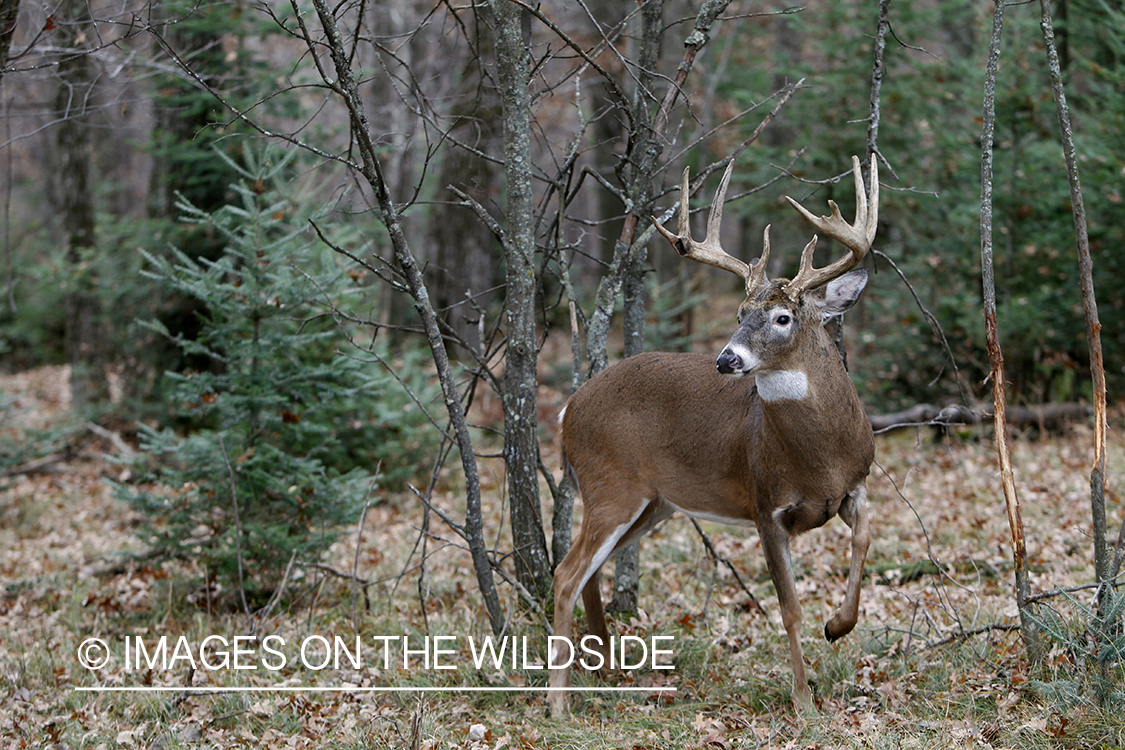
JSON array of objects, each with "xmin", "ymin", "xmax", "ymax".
[
  {"xmin": 3, "ymin": 0, "xmax": 1123, "ymax": 402},
  {"xmin": 1, "ymin": 0, "xmax": 1123, "ymax": 615},
  {"xmin": 4, "ymin": 2, "xmax": 1125, "ymax": 745}
]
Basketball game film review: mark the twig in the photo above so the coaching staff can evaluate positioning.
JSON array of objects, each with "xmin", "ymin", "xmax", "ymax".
[
  {"xmin": 486, "ymin": 557, "xmax": 550, "ymax": 636},
  {"xmin": 875, "ymin": 458, "xmax": 975, "ymax": 632},
  {"xmin": 217, "ymin": 434, "xmax": 250, "ymax": 619},
  {"xmin": 872, "ymin": 250, "xmax": 972, "ymax": 406},
  {"xmin": 308, "ymin": 562, "xmax": 372, "ymax": 583},
  {"xmin": 930, "ymin": 622, "xmax": 1021, "ymax": 648},
  {"xmin": 1026, "ymin": 574, "xmax": 1125, "ymax": 605},
  {"xmin": 351, "ymin": 472, "xmax": 381, "ymax": 635},
  {"xmin": 251, "ymin": 550, "xmax": 299, "ymax": 637},
  {"xmin": 86, "ymin": 422, "xmax": 135, "ymax": 458},
  {"xmin": 408, "ymin": 482, "xmax": 466, "ymax": 539},
  {"xmin": 688, "ymin": 518, "xmax": 767, "ymax": 618},
  {"xmin": 1, "ymin": 452, "xmax": 67, "ymax": 477},
  {"xmin": 448, "ymin": 186, "xmax": 506, "ymax": 246}
]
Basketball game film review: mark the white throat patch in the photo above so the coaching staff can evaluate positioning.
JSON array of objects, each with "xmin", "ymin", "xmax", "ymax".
[{"xmin": 754, "ymin": 370, "xmax": 809, "ymax": 402}]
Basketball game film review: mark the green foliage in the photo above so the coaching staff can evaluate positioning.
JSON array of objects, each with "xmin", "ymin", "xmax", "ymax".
[
  {"xmin": 643, "ymin": 274, "xmax": 716, "ymax": 354},
  {"xmin": 1028, "ymin": 590, "xmax": 1125, "ymax": 710},
  {"xmin": 147, "ymin": 0, "xmax": 284, "ymax": 216},
  {"xmin": 716, "ymin": 1, "xmax": 1125, "ymax": 409},
  {"xmin": 116, "ymin": 146, "xmax": 437, "ymax": 606}
]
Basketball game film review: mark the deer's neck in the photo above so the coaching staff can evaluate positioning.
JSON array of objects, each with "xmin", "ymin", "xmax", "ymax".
[
  {"xmin": 753, "ymin": 369, "xmax": 809, "ymax": 402},
  {"xmin": 754, "ymin": 333, "xmax": 853, "ymax": 405},
  {"xmin": 755, "ymin": 341, "xmax": 867, "ymax": 442}
]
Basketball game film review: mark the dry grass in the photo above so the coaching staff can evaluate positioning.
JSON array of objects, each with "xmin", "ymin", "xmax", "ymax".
[{"xmin": 2, "ymin": 365, "xmax": 1124, "ymax": 748}]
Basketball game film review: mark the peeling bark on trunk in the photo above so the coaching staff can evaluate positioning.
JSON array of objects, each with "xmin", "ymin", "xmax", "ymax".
[{"xmin": 980, "ymin": 0, "xmax": 1041, "ymax": 666}]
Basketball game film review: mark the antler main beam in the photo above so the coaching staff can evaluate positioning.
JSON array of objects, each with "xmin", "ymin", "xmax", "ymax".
[{"xmin": 653, "ymin": 161, "xmax": 768, "ymax": 296}]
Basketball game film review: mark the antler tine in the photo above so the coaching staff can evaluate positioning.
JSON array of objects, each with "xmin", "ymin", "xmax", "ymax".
[
  {"xmin": 783, "ymin": 154, "xmax": 879, "ymax": 298},
  {"xmin": 654, "ymin": 162, "xmax": 756, "ymax": 294}
]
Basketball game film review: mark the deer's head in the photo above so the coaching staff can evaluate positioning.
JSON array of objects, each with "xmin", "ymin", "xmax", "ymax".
[{"xmin": 655, "ymin": 155, "xmax": 878, "ymax": 394}]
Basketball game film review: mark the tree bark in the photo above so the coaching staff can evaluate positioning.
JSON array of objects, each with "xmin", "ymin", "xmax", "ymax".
[
  {"xmin": 55, "ymin": 0, "xmax": 107, "ymax": 411},
  {"xmin": 489, "ymin": 0, "xmax": 552, "ymax": 602},
  {"xmin": 980, "ymin": 0, "xmax": 1041, "ymax": 666},
  {"xmin": 1039, "ymin": 0, "xmax": 1110, "ymax": 604},
  {"xmin": 303, "ymin": 0, "xmax": 506, "ymax": 635},
  {"xmin": 609, "ymin": 0, "xmax": 665, "ymax": 615}
]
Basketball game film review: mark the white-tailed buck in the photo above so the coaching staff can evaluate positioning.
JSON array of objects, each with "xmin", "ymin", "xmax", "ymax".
[{"xmin": 549, "ymin": 155, "xmax": 879, "ymax": 713}]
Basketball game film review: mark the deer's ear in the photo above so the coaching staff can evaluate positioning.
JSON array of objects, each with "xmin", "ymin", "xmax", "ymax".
[{"xmin": 813, "ymin": 268, "xmax": 868, "ymax": 322}]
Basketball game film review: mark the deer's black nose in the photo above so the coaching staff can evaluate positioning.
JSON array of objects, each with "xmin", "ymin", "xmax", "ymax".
[{"xmin": 716, "ymin": 349, "xmax": 741, "ymax": 374}]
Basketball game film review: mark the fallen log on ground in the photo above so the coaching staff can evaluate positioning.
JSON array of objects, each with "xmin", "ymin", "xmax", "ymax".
[{"xmin": 869, "ymin": 402, "xmax": 1093, "ymax": 433}]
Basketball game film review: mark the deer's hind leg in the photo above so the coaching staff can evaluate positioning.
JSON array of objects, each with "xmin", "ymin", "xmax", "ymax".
[
  {"xmin": 550, "ymin": 494, "xmax": 650, "ymax": 713},
  {"xmin": 550, "ymin": 494, "xmax": 674, "ymax": 713},
  {"xmin": 580, "ymin": 497, "xmax": 676, "ymax": 665}
]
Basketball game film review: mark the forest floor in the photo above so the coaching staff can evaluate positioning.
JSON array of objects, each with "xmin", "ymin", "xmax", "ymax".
[{"xmin": 2, "ymin": 365, "xmax": 1125, "ymax": 749}]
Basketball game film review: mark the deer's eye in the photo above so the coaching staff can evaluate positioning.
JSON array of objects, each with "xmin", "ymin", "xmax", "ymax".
[{"xmin": 775, "ymin": 314, "xmax": 791, "ymax": 326}]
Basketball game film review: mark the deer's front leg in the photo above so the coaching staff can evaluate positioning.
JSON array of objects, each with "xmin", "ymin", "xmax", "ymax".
[
  {"xmin": 759, "ymin": 519, "xmax": 812, "ymax": 707},
  {"xmin": 825, "ymin": 483, "xmax": 870, "ymax": 642}
]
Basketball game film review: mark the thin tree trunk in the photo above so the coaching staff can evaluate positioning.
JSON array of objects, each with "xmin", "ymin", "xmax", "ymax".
[
  {"xmin": 610, "ymin": 248, "xmax": 646, "ymax": 612},
  {"xmin": 0, "ymin": 0, "xmax": 18, "ymax": 82},
  {"xmin": 303, "ymin": 0, "xmax": 505, "ymax": 636},
  {"xmin": 0, "ymin": 0, "xmax": 12, "ymax": 313},
  {"xmin": 980, "ymin": 0, "xmax": 1041, "ymax": 665},
  {"xmin": 489, "ymin": 0, "xmax": 552, "ymax": 602},
  {"xmin": 865, "ymin": 0, "xmax": 889, "ymax": 173},
  {"xmin": 1038, "ymin": 0, "xmax": 1110, "ymax": 602},
  {"xmin": 55, "ymin": 0, "xmax": 107, "ymax": 411},
  {"xmin": 609, "ymin": 0, "xmax": 666, "ymax": 614},
  {"xmin": 583, "ymin": 0, "xmax": 734, "ymax": 378}
]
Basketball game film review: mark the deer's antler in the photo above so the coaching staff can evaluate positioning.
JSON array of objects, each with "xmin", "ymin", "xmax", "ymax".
[
  {"xmin": 653, "ymin": 161, "xmax": 771, "ymax": 296},
  {"xmin": 783, "ymin": 154, "xmax": 879, "ymax": 298}
]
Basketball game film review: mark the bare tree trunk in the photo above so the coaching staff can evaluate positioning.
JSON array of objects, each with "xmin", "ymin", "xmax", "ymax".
[
  {"xmin": 609, "ymin": 0, "xmax": 666, "ymax": 615},
  {"xmin": 582, "ymin": 0, "xmax": 734, "ymax": 378},
  {"xmin": 609, "ymin": 247, "xmax": 644, "ymax": 613},
  {"xmin": 865, "ymin": 0, "xmax": 889, "ymax": 170},
  {"xmin": 489, "ymin": 0, "xmax": 552, "ymax": 602},
  {"xmin": 302, "ymin": 0, "xmax": 505, "ymax": 635},
  {"xmin": 1038, "ymin": 0, "xmax": 1110, "ymax": 604},
  {"xmin": 0, "ymin": 0, "xmax": 17, "ymax": 82},
  {"xmin": 55, "ymin": 0, "xmax": 107, "ymax": 411},
  {"xmin": 559, "ymin": 0, "xmax": 733, "ymax": 599},
  {"xmin": 0, "ymin": 0, "xmax": 15, "ymax": 313},
  {"xmin": 980, "ymin": 0, "xmax": 1041, "ymax": 666}
]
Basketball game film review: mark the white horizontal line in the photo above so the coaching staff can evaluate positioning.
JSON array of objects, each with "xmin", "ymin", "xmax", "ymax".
[{"xmin": 75, "ymin": 686, "xmax": 676, "ymax": 693}]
